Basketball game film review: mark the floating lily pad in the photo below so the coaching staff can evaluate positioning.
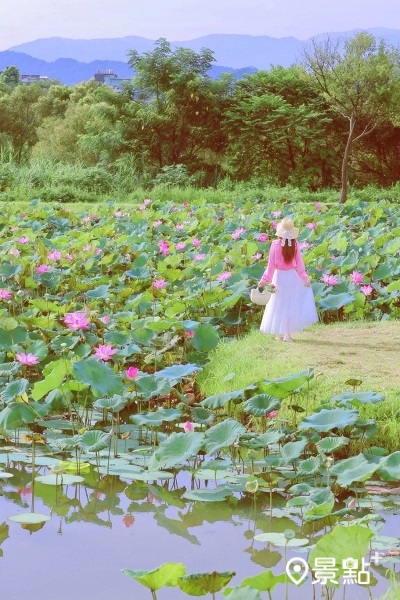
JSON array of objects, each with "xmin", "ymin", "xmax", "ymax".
[
  {"xmin": 9, "ymin": 513, "xmax": 51, "ymax": 524},
  {"xmin": 35, "ymin": 474, "xmax": 85, "ymax": 485}
]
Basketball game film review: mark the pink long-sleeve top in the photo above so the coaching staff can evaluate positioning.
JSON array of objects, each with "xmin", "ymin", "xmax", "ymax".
[{"xmin": 261, "ymin": 239, "xmax": 310, "ymax": 284}]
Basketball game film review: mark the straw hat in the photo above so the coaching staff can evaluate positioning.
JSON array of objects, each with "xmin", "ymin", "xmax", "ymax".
[{"xmin": 276, "ymin": 217, "xmax": 299, "ymax": 246}]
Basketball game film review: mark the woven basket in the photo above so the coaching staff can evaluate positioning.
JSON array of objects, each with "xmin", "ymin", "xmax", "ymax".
[{"xmin": 250, "ymin": 286, "xmax": 271, "ymax": 305}]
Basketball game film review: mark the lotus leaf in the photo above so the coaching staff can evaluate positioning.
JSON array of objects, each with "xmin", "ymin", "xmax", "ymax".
[
  {"xmin": 330, "ymin": 453, "xmax": 379, "ymax": 486},
  {"xmin": 377, "ymin": 451, "xmax": 400, "ymax": 481},
  {"xmin": 318, "ymin": 292, "xmax": 355, "ymax": 311},
  {"xmin": 190, "ymin": 406, "xmax": 215, "ymax": 425},
  {"xmin": 155, "ymin": 363, "xmax": 202, "ymax": 383},
  {"xmin": 253, "ymin": 532, "xmax": 309, "ymax": 547},
  {"xmin": 35, "ymin": 474, "xmax": 85, "ymax": 485},
  {"xmin": 331, "ymin": 391, "xmax": 384, "ymax": 406},
  {"xmin": 192, "ymin": 323, "xmax": 220, "ymax": 352},
  {"xmin": 310, "ymin": 525, "xmax": 374, "ymax": 586},
  {"xmin": 298, "ymin": 456, "xmax": 322, "ymax": 475},
  {"xmin": 242, "ymin": 394, "xmax": 280, "ymax": 416},
  {"xmin": 148, "ymin": 432, "xmax": 204, "ymax": 469},
  {"xmin": 239, "ymin": 570, "xmax": 290, "ymax": 592},
  {"xmin": 177, "ymin": 570, "xmax": 235, "ymax": 595},
  {"xmin": 122, "ymin": 562, "xmax": 186, "ymax": 591},
  {"xmin": 9, "ymin": 513, "xmax": 51, "ymax": 524},
  {"xmin": 223, "ymin": 586, "xmax": 262, "ymax": 599},
  {"xmin": 93, "ymin": 394, "xmax": 128, "ymax": 413},
  {"xmin": 315, "ymin": 436, "xmax": 349, "ymax": 454},
  {"xmin": 134, "ymin": 374, "xmax": 171, "ymax": 400},
  {"xmin": 280, "ymin": 439, "xmax": 307, "ymax": 461},
  {"xmin": 203, "ymin": 419, "xmax": 246, "ymax": 455},
  {"xmin": 299, "ymin": 408, "xmax": 359, "ymax": 432},
  {"xmin": 182, "ymin": 488, "xmax": 233, "ymax": 502},
  {"xmin": 200, "ymin": 390, "xmax": 244, "ymax": 409},
  {"xmin": 0, "ymin": 378, "xmax": 29, "ymax": 403},
  {"xmin": 72, "ymin": 358, "xmax": 123, "ymax": 397},
  {"xmin": 78, "ymin": 430, "xmax": 111, "ymax": 453},
  {"xmin": 257, "ymin": 369, "xmax": 313, "ymax": 399},
  {"xmin": 131, "ymin": 408, "xmax": 182, "ymax": 427},
  {"xmin": 0, "ymin": 401, "xmax": 49, "ymax": 430}
]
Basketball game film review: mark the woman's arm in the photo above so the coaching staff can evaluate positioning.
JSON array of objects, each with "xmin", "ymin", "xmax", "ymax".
[
  {"xmin": 296, "ymin": 244, "xmax": 310, "ymax": 285},
  {"xmin": 260, "ymin": 241, "xmax": 277, "ymax": 284}
]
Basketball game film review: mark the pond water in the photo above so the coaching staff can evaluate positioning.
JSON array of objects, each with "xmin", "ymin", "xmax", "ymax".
[{"xmin": 0, "ymin": 458, "xmax": 397, "ymax": 600}]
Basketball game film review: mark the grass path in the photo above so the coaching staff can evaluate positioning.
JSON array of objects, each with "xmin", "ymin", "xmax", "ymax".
[{"xmin": 197, "ymin": 321, "xmax": 400, "ymax": 450}]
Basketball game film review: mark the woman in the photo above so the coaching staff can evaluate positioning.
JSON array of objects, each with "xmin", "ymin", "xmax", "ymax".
[{"xmin": 259, "ymin": 217, "xmax": 318, "ymax": 342}]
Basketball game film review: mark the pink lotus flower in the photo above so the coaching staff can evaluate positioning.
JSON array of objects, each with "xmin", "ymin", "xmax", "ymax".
[
  {"xmin": 271, "ymin": 221, "xmax": 278, "ymax": 230},
  {"xmin": 266, "ymin": 410, "xmax": 278, "ymax": 419},
  {"xmin": 183, "ymin": 421, "xmax": 194, "ymax": 432},
  {"xmin": 36, "ymin": 264, "xmax": 51, "ymax": 274},
  {"xmin": 139, "ymin": 204, "xmax": 146, "ymax": 210},
  {"xmin": 94, "ymin": 248, "xmax": 101, "ymax": 255},
  {"xmin": 192, "ymin": 238, "xmax": 201, "ymax": 247},
  {"xmin": 176, "ymin": 224, "xmax": 184, "ymax": 231},
  {"xmin": 360, "ymin": 284, "xmax": 373, "ymax": 296},
  {"xmin": 307, "ymin": 222, "xmax": 317, "ymax": 230},
  {"xmin": 143, "ymin": 198, "xmax": 151, "ymax": 205},
  {"xmin": 185, "ymin": 330, "xmax": 195, "ymax": 338},
  {"xmin": 273, "ymin": 210, "xmax": 282, "ymax": 218},
  {"xmin": 350, "ymin": 270, "xmax": 364, "ymax": 284},
  {"xmin": 82, "ymin": 216, "xmax": 90, "ymax": 223},
  {"xmin": 20, "ymin": 213, "xmax": 26, "ymax": 218},
  {"xmin": 231, "ymin": 228, "xmax": 246, "ymax": 240},
  {"xmin": 64, "ymin": 311, "xmax": 90, "ymax": 330},
  {"xmin": 314, "ymin": 202, "xmax": 321, "ymax": 212},
  {"xmin": 182, "ymin": 201, "xmax": 189, "ymax": 207},
  {"xmin": 152, "ymin": 220, "xmax": 162, "ymax": 227},
  {"xmin": 158, "ymin": 240, "xmax": 170, "ymax": 255},
  {"xmin": 9, "ymin": 248, "xmax": 20, "ymax": 257},
  {"xmin": 257, "ymin": 233, "xmax": 269, "ymax": 243},
  {"xmin": 194, "ymin": 253, "xmax": 206, "ymax": 261},
  {"xmin": 175, "ymin": 242, "xmax": 186, "ymax": 251},
  {"xmin": 99, "ymin": 315, "xmax": 110, "ymax": 324},
  {"xmin": 115, "ymin": 211, "xmax": 122, "ymax": 217},
  {"xmin": 83, "ymin": 244, "xmax": 91, "ymax": 252},
  {"xmin": 125, "ymin": 366, "xmax": 139, "ymax": 379},
  {"xmin": 16, "ymin": 352, "xmax": 39, "ymax": 366},
  {"xmin": 47, "ymin": 250, "xmax": 62, "ymax": 261},
  {"xmin": 93, "ymin": 344, "xmax": 117, "ymax": 361},
  {"xmin": 217, "ymin": 271, "xmax": 232, "ymax": 282},
  {"xmin": 251, "ymin": 253, "xmax": 262, "ymax": 260},
  {"xmin": 321, "ymin": 274, "xmax": 339, "ymax": 286},
  {"xmin": 0, "ymin": 289, "xmax": 12, "ymax": 299},
  {"xmin": 64, "ymin": 253, "xmax": 73, "ymax": 261},
  {"xmin": 122, "ymin": 514, "xmax": 135, "ymax": 528},
  {"xmin": 18, "ymin": 237, "xmax": 29, "ymax": 244},
  {"xmin": 153, "ymin": 279, "xmax": 167, "ymax": 290}
]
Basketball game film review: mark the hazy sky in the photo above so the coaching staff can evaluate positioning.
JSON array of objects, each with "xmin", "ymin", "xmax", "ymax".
[{"xmin": 1, "ymin": 0, "xmax": 400, "ymax": 50}]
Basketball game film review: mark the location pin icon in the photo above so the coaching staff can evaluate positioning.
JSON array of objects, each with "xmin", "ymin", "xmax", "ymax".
[{"xmin": 286, "ymin": 557, "xmax": 309, "ymax": 585}]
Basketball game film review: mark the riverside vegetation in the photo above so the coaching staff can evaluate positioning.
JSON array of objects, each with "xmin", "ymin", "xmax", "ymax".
[{"xmin": 0, "ymin": 195, "xmax": 399, "ymax": 598}]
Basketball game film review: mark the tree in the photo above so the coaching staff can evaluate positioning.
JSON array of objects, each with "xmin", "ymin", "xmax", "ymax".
[
  {"xmin": 0, "ymin": 66, "xmax": 20, "ymax": 88},
  {"xmin": 302, "ymin": 32, "xmax": 400, "ymax": 202},
  {"xmin": 127, "ymin": 38, "xmax": 230, "ymax": 183},
  {"xmin": 223, "ymin": 66, "xmax": 339, "ymax": 188}
]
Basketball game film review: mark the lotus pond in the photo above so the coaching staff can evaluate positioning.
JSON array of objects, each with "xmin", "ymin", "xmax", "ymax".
[{"xmin": 0, "ymin": 197, "xmax": 400, "ymax": 599}]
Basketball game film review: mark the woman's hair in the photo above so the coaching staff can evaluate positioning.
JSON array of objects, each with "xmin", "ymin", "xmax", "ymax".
[{"xmin": 282, "ymin": 239, "xmax": 296, "ymax": 263}]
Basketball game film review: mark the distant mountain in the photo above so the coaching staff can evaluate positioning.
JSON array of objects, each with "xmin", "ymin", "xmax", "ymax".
[
  {"xmin": 8, "ymin": 28, "xmax": 400, "ymax": 70},
  {"xmin": 0, "ymin": 50, "xmax": 257, "ymax": 86}
]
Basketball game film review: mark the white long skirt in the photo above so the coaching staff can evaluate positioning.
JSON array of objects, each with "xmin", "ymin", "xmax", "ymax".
[{"xmin": 260, "ymin": 269, "xmax": 319, "ymax": 336}]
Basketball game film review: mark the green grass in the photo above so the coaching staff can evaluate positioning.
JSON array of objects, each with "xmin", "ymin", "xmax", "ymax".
[{"xmin": 196, "ymin": 322, "xmax": 400, "ymax": 452}]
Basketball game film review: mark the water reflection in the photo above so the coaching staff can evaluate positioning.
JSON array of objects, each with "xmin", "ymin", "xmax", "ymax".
[{"xmin": 0, "ymin": 457, "xmax": 395, "ymax": 599}]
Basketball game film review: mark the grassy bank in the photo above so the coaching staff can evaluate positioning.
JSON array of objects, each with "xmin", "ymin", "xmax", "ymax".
[{"xmin": 197, "ymin": 321, "xmax": 400, "ymax": 452}]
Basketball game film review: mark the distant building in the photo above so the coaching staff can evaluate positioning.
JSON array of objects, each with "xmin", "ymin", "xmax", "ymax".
[
  {"xmin": 20, "ymin": 74, "xmax": 49, "ymax": 84},
  {"xmin": 94, "ymin": 70, "xmax": 131, "ymax": 92}
]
